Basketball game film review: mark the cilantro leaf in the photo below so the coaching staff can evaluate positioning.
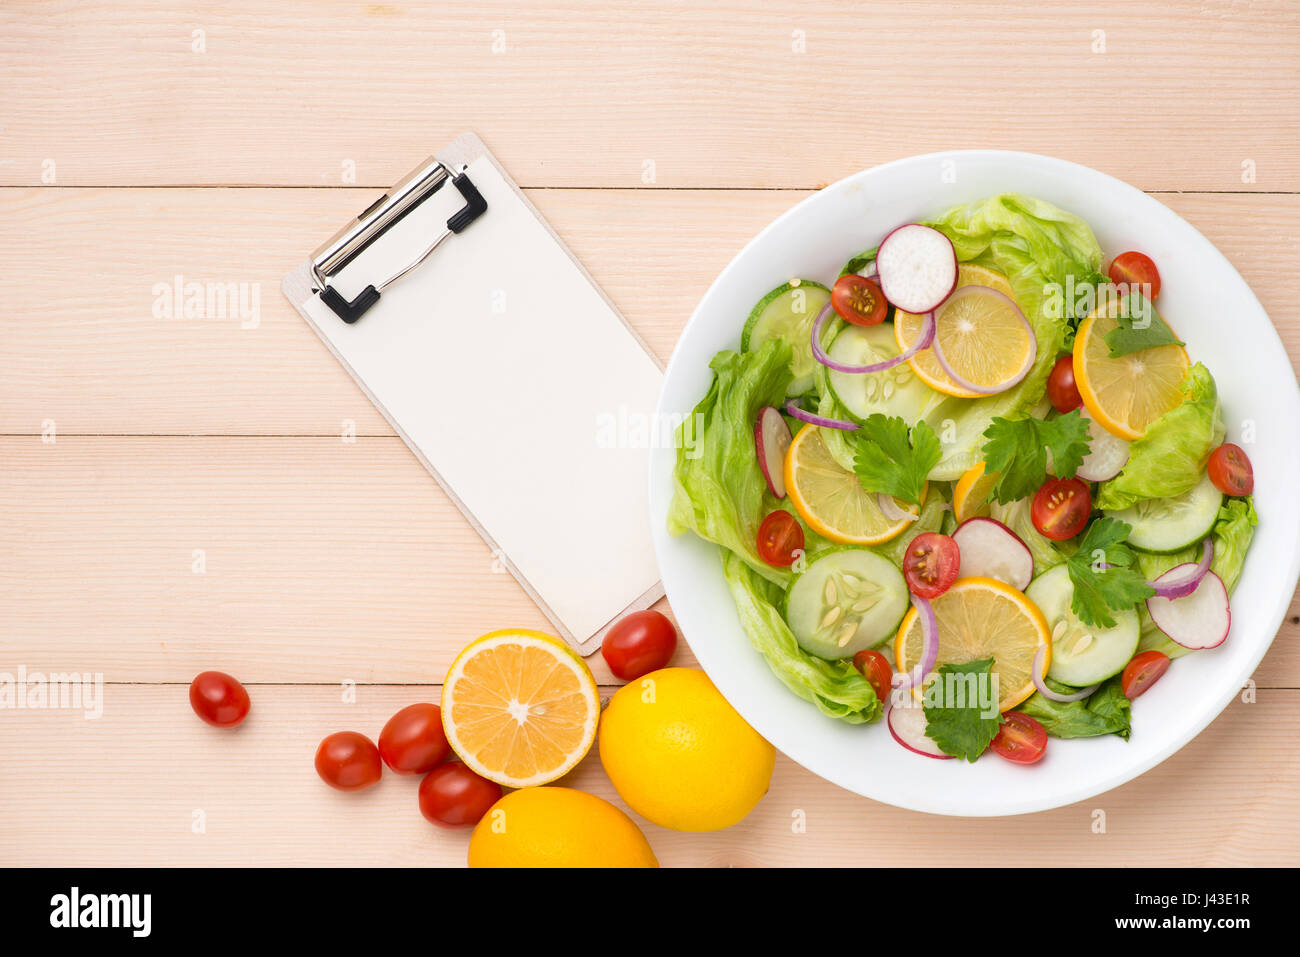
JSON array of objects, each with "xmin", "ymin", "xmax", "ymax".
[
  {"xmin": 1104, "ymin": 292, "xmax": 1184, "ymax": 358},
  {"xmin": 1064, "ymin": 518, "xmax": 1155, "ymax": 628},
  {"xmin": 980, "ymin": 410, "xmax": 1092, "ymax": 504},
  {"xmin": 851, "ymin": 414, "xmax": 941, "ymax": 507},
  {"xmin": 922, "ymin": 658, "xmax": 1003, "ymax": 762}
]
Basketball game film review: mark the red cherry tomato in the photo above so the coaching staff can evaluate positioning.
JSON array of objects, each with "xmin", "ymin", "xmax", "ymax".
[
  {"xmin": 1046, "ymin": 355, "xmax": 1083, "ymax": 413},
  {"xmin": 852, "ymin": 649, "xmax": 893, "ymax": 703},
  {"xmin": 1031, "ymin": 477, "xmax": 1092, "ymax": 541},
  {"xmin": 315, "ymin": 731, "xmax": 382, "ymax": 792},
  {"xmin": 1207, "ymin": 443, "xmax": 1254, "ymax": 496},
  {"xmin": 831, "ymin": 274, "xmax": 889, "ymax": 326},
  {"xmin": 757, "ymin": 510, "xmax": 805, "ymax": 567},
  {"xmin": 601, "ymin": 609, "xmax": 678, "ymax": 681},
  {"xmin": 378, "ymin": 703, "xmax": 451, "ymax": 774},
  {"xmin": 902, "ymin": 532, "xmax": 961, "ymax": 599},
  {"xmin": 1121, "ymin": 650, "xmax": 1171, "ymax": 700},
  {"xmin": 1108, "ymin": 251, "xmax": 1161, "ymax": 301},
  {"xmin": 418, "ymin": 763, "xmax": 502, "ymax": 828},
  {"xmin": 188, "ymin": 671, "xmax": 250, "ymax": 728},
  {"xmin": 989, "ymin": 712, "xmax": 1048, "ymax": 764}
]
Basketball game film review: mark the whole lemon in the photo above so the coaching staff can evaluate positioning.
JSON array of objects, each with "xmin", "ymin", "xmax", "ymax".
[
  {"xmin": 599, "ymin": 667, "xmax": 775, "ymax": 832},
  {"xmin": 467, "ymin": 787, "xmax": 658, "ymax": 868}
]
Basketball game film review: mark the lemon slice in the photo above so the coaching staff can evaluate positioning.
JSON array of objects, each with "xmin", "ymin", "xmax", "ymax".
[
  {"xmin": 894, "ymin": 577, "xmax": 1050, "ymax": 711},
  {"xmin": 952, "ymin": 461, "xmax": 999, "ymax": 523},
  {"xmin": 895, "ymin": 264, "xmax": 1019, "ymax": 398},
  {"xmin": 783, "ymin": 426, "xmax": 921, "ymax": 546},
  {"xmin": 441, "ymin": 629, "xmax": 600, "ymax": 788},
  {"xmin": 1073, "ymin": 299, "xmax": 1190, "ymax": 440}
]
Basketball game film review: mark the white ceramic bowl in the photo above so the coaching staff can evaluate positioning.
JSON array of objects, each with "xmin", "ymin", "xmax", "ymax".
[{"xmin": 648, "ymin": 150, "xmax": 1300, "ymax": 816}]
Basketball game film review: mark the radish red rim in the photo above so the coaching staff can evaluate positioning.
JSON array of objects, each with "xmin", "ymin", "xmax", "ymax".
[{"xmin": 875, "ymin": 223, "xmax": 959, "ymax": 314}]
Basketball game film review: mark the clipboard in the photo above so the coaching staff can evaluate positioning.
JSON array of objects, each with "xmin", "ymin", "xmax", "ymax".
[{"xmin": 282, "ymin": 133, "xmax": 664, "ymax": 656}]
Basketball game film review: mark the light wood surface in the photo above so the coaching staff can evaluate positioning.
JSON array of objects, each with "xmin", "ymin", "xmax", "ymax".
[{"xmin": 1, "ymin": 0, "xmax": 1298, "ymax": 867}]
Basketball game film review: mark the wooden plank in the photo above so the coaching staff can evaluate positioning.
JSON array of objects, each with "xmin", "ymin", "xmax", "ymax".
[
  {"xmin": 2, "ymin": 188, "xmax": 1298, "ymax": 436},
  {"xmin": 3, "ymin": 435, "xmax": 1296, "ymax": 687},
  {"xmin": 0, "ymin": 1, "xmax": 1297, "ymax": 190},
  {"xmin": 0, "ymin": 684, "xmax": 1293, "ymax": 866}
]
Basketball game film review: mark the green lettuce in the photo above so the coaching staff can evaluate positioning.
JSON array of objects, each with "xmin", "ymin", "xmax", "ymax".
[
  {"xmin": 1136, "ymin": 497, "xmax": 1258, "ymax": 658},
  {"xmin": 722, "ymin": 551, "xmax": 882, "ymax": 724},
  {"xmin": 667, "ymin": 340, "xmax": 795, "ymax": 586},
  {"xmin": 916, "ymin": 194, "xmax": 1105, "ymax": 480},
  {"xmin": 1015, "ymin": 675, "xmax": 1132, "ymax": 740},
  {"xmin": 1095, "ymin": 363, "xmax": 1225, "ymax": 511}
]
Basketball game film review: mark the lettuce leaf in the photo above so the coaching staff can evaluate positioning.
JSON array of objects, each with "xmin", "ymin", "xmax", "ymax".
[
  {"xmin": 1015, "ymin": 675, "xmax": 1131, "ymax": 740},
  {"xmin": 917, "ymin": 194, "xmax": 1105, "ymax": 480},
  {"xmin": 1095, "ymin": 363, "xmax": 1225, "ymax": 511},
  {"xmin": 1135, "ymin": 497, "xmax": 1258, "ymax": 658},
  {"xmin": 667, "ymin": 340, "xmax": 795, "ymax": 586},
  {"xmin": 722, "ymin": 551, "xmax": 883, "ymax": 724}
]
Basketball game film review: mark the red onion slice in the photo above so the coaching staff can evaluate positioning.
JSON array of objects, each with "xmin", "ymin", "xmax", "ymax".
[
  {"xmin": 1147, "ymin": 538, "xmax": 1213, "ymax": 600},
  {"xmin": 810, "ymin": 301, "xmax": 935, "ymax": 375},
  {"xmin": 785, "ymin": 399, "xmax": 857, "ymax": 432},
  {"xmin": 1031, "ymin": 645, "xmax": 1098, "ymax": 702},
  {"xmin": 928, "ymin": 285, "xmax": 1037, "ymax": 395},
  {"xmin": 892, "ymin": 594, "xmax": 939, "ymax": 693},
  {"xmin": 877, "ymin": 493, "xmax": 918, "ymax": 524}
]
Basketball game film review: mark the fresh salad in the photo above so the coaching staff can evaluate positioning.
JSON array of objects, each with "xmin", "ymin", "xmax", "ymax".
[{"xmin": 668, "ymin": 194, "xmax": 1258, "ymax": 765}]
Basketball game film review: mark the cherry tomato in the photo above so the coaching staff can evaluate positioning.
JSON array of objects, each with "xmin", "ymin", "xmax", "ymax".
[
  {"xmin": 1207, "ymin": 443, "xmax": 1254, "ymax": 496},
  {"xmin": 757, "ymin": 510, "xmax": 805, "ymax": 567},
  {"xmin": 378, "ymin": 703, "xmax": 451, "ymax": 774},
  {"xmin": 989, "ymin": 712, "xmax": 1048, "ymax": 764},
  {"xmin": 188, "ymin": 671, "xmax": 251, "ymax": 728},
  {"xmin": 418, "ymin": 762, "xmax": 502, "ymax": 828},
  {"xmin": 1121, "ymin": 650, "xmax": 1171, "ymax": 700},
  {"xmin": 852, "ymin": 649, "xmax": 893, "ymax": 703},
  {"xmin": 1046, "ymin": 355, "xmax": 1083, "ymax": 413},
  {"xmin": 1031, "ymin": 477, "xmax": 1091, "ymax": 541},
  {"xmin": 315, "ymin": 731, "xmax": 382, "ymax": 792},
  {"xmin": 902, "ymin": 532, "xmax": 961, "ymax": 599},
  {"xmin": 601, "ymin": 609, "xmax": 678, "ymax": 681},
  {"xmin": 831, "ymin": 274, "xmax": 889, "ymax": 326},
  {"xmin": 1108, "ymin": 250, "xmax": 1161, "ymax": 301}
]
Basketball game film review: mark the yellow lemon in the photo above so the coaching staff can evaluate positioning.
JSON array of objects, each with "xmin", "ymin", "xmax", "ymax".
[
  {"xmin": 441, "ymin": 629, "xmax": 600, "ymax": 788},
  {"xmin": 467, "ymin": 787, "xmax": 658, "ymax": 868},
  {"xmin": 952, "ymin": 461, "xmax": 999, "ymax": 523},
  {"xmin": 599, "ymin": 668, "xmax": 775, "ymax": 832}
]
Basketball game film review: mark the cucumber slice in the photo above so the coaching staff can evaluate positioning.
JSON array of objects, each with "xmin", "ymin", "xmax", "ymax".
[
  {"xmin": 1104, "ymin": 471, "xmax": 1222, "ymax": 553},
  {"xmin": 741, "ymin": 280, "xmax": 830, "ymax": 396},
  {"xmin": 785, "ymin": 547, "xmax": 909, "ymax": 660},
  {"xmin": 824, "ymin": 324, "xmax": 946, "ymax": 425},
  {"xmin": 1025, "ymin": 565, "xmax": 1140, "ymax": 686}
]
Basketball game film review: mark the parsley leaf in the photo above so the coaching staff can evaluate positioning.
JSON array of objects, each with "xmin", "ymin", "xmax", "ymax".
[
  {"xmin": 1104, "ymin": 292, "xmax": 1184, "ymax": 358},
  {"xmin": 980, "ymin": 410, "xmax": 1092, "ymax": 504},
  {"xmin": 851, "ymin": 414, "xmax": 941, "ymax": 507},
  {"xmin": 1064, "ymin": 518, "xmax": 1155, "ymax": 628},
  {"xmin": 922, "ymin": 658, "xmax": 1003, "ymax": 762}
]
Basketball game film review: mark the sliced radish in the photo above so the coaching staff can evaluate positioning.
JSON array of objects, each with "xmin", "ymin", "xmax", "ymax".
[
  {"xmin": 754, "ymin": 406, "xmax": 791, "ymax": 498},
  {"xmin": 887, "ymin": 700, "xmax": 951, "ymax": 759},
  {"xmin": 951, "ymin": 517, "xmax": 1034, "ymax": 591},
  {"xmin": 1075, "ymin": 408, "xmax": 1131, "ymax": 482},
  {"xmin": 1146, "ymin": 568, "xmax": 1231, "ymax": 649},
  {"xmin": 875, "ymin": 224, "xmax": 958, "ymax": 314}
]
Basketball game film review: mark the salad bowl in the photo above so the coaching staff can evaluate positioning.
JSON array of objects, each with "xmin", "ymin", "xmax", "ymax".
[{"xmin": 647, "ymin": 150, "xmax": 1300, "ymax": 816}]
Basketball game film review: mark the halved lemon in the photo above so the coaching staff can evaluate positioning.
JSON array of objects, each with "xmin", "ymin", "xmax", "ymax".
[
  {"xmin": 895, "ymin": 263, "xmax": 1021, "ymax": 398},
  {"xmin": 1073, "ymin": 298, "xmax": 1190, "ymax": 440},
  {"xmin": 441, "ymin": 629, "xmax": 600, "ymax": 788},
  {"xmin": 784, "ymin": 425, "xmax": 922, "ymax": 546},
  {"xmin": 894, "ymin": 577, "xmax": 1050, "ymax": 711},
  {"xmin": 952, "ymin": 461, "xmax": 999, "ymax": 523}
]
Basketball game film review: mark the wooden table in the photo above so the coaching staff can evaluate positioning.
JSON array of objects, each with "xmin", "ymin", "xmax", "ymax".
[{"xmin": 2, "ymin": 1, "xmax": 1297, "ymax": 867}]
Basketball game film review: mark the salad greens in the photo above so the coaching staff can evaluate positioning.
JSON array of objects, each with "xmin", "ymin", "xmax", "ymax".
[
  {"xmin": 1095, "ymin": 363, "xmax": 1224, "ymax": 511},
  {"xmin": 667, "ymin": 190, "xmax": 1256, "ymax": 764}
]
